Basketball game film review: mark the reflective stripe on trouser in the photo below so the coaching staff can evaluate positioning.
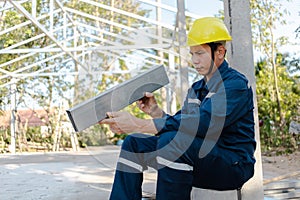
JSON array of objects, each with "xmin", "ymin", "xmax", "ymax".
[
  {"xmin": 155, "ymin": 131, "xmax": 196, "ymax": 200},
  {"xmin": 156, "ymin": 156, "xmax": 194, "ymax": 200},
  {"xmin": 117, "ymin": 157, "xmax": 143, "ymax": 172},
  {"xmin": 157, "ymin": 156, "xmax": 193, "ymax": 171},
  {"xmin": 110, "ymin": 132, "xmax": 196, "ymax": 200},
  {"xmin": 109, "ymin": 134, "xmax": 157, "ymax": 200}
]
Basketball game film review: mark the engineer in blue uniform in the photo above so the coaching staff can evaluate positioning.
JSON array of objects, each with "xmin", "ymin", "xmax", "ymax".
[{"xmin": 100, "ymin": 17, "xmax": 256, "ymax": 200}]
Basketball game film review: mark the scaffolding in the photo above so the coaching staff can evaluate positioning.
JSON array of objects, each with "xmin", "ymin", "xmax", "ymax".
[
  {"xmin": 0, "ymin": 0, "xmax": 202, "ymax": 152},
  {"xmin": 0, "ymin": 1, "xmax": 265, "ymax": 198},
  {"xmin": 0, "ymin": 0, "xmax": 201, "ymax": 87}
]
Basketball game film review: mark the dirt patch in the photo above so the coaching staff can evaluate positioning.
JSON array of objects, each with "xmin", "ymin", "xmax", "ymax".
[{"xmin": 262, "ymin": 150, "xmax": 300, "ymax": 183}]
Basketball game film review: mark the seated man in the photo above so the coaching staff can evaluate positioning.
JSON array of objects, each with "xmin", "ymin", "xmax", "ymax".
[{"xmin": 100, "ymin": 17, "xmax": 256, "ymax": 200}]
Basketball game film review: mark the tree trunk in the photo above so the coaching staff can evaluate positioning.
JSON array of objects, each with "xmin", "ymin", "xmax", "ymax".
[{"xmin": 269, "ymin": 14, "xmax": 283, "ymax": 128}]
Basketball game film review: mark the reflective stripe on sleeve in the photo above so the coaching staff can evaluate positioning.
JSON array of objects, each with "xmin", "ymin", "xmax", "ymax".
[
  {"xmin": 188, "ymin": 98, "xmax": 201, "ymax": 105},
  {"xmin": 157, "ymin": 156, "xmax": 193, "ymax": 171},
  {"xmin": 205, "ymin": 92, "xmax": 216, "ymax": 98}
]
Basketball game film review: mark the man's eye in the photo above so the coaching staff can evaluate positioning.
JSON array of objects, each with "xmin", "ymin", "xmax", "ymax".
[{"xmin": 190, "ymin": 51, "xmax": 205, "ymax": 56}]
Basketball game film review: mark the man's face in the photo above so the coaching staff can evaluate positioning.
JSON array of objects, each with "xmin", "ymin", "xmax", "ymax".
[{"xmin": 189, "ymin": 44, "xmax": 213, "ymax": 76}]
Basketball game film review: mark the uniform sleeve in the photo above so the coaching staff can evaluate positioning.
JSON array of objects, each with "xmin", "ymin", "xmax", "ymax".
[{"xmin": 153, "ymin": 77, "xmax": 253, "ymax": 138}]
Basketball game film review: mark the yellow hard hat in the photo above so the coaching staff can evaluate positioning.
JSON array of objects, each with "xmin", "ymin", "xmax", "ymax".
[{"xmin": 187, "ymin": 17, "xmax": 232, "ymax": 46}]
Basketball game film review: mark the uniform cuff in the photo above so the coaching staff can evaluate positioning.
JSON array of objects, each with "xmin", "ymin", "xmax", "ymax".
[{"xmin": 153, "ymin": 115, "xmax": 168, "ymax": 135}]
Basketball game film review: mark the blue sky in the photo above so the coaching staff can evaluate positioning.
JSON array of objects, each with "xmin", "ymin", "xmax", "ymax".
[
  {"xmin": 142, "ymin": 0, "xmax": 300, "ymax": 58},
  {"xmin": 196, "ymin": 0, "xmax": 299, "ymax": 55},
  {"xmin": 162, "ymin": 0, "xmax": 223, "ymax": 16},
  {"xmin": 143, "ymin": 0, "xmax": 299, "ymax": 39},
  {"xmin": 185, "ymin": 0, "xmax": 223, "ymax": 16}
]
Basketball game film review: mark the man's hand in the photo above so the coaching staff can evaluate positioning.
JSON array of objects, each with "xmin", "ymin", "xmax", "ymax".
[
  {"xmin": 99, "ymin": 111, "xmax": 158, "ymax": 135},
  {"xmin": 99, "ymin": 111, "xmax": 136, "ymax": 134},
  {"xmin": 137, "ymin": 92, "xmax": 164, "ymax": 118}
]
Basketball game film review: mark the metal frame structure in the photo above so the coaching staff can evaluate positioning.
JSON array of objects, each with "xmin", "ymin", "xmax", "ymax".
[
  {"xmin": 0, "ymin": 0, "xmax": 200, "ymax": 88},
  {"xmin": 0, "ymin": 0, "xmax": 200, "ymax": 153},
  {"xmin": 1, "ymin": 1, "xmax": 265, "ymax": 198}
]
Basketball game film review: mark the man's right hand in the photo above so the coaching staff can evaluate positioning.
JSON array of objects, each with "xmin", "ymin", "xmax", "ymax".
[{"xmin": 137, "ymin": 92, "xmax": 164, "ymax": 118}]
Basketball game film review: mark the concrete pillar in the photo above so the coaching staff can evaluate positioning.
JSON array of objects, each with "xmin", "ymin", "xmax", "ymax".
[
  {"xmin": 177, "ymin": 0, "xmax": 189, "ymax": 105},
  {"xmin": 224, "ymin": 0, "xmax": 264, "ymax": 199}
]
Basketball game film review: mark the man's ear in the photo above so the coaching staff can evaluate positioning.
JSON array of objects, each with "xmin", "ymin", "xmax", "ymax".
[{"xmin": 216, "ymin": 45, "xmax": 226, "ymax": 58}]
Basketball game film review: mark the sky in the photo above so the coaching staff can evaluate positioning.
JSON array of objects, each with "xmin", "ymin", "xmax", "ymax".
[
  {"xmin": 196, "ymin": 1, "xmax": 299, "ymax": 57},
  {"xmin": 141, "ymin": 0, "xmax": 300, "ymax": 59},
  {"xmin": 181, "ymin": 0, "xmax": 300, "ymax": 42},
  {"xmin": 185, "ymin": 0, "xmax": 223, "ymax": 16}
]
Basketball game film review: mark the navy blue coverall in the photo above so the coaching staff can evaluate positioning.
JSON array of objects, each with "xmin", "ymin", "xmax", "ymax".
[{"xmin": 109, "ymin": 60, "xmax": 256, "ymax": 200}]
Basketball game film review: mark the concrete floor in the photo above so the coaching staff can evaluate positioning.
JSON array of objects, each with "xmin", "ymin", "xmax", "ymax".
[
  {"xmin": 0, "ymin": 145, "xmax": 156, "ymax": 200},
  {"xmin": 2, "ymin": 145, "xmax": 298, "ymax": 200}
]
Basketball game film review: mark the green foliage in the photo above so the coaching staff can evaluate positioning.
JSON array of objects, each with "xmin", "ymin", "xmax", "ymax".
[
  {"xmin": 78, "ymin": 124, "xmax": 109, "ymax": 147},
  {"xmin": 66, "ymin": 1, "xmax": 151, "ymax": 146},
  {"xmin": 250, "ymin": 0, "xmax": 300, "ymax": 154},
  {"xmin": 26, "ymin": 127, "xmax": 49, "ymax": 143},
  {"xmin": 256, "ymin": 55, "xmax": 300, "ymax": 153},
  {"xmin": 250, "ymin": 0, "xmax": 290, "ymax": 59},
  {"xmin": 0, "ymin": 0, "xmax": 150, "ymax": 152}
]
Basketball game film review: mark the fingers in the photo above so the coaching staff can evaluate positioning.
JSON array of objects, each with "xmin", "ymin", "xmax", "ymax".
[
  {"xmin": 99, "ymin": 112, "xmax": 118, "ymax": 124},
  {"xmin": 106, "ymin": 112, "xmax": 114, "ymax": 118},
  {"xmin": 137, "ymin": 100, "xmax": 145, "ymax": 110},
  {"xmin": 144, "ymin": 92, "xmax": 154, "ymax": 98},
  {"xmin": 138, "ymin": 92, "xmax": 154, "ymax": 103},
  {"xmin": 110, "ymin": 124, "xmax": 124, "ymax": 134},
  {"xmin": 137, "ymin": 92, "xmax": 154, "ymax": 105},
  {"xmin": 99, "ymin": 120, "xmax": 123, "ymax": 134}
]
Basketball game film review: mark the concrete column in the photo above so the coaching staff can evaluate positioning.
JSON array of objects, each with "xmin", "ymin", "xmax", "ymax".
[
  {"xmin": 177, "ymin": 0, "xmax": 189, "ymax": 105},
  {"xmin": 224, "ymin": 0, "xmax": 264, "ymax": 199}
]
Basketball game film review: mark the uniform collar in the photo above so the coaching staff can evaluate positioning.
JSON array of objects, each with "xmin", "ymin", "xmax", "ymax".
[
  {"xmin": 208, "ymin": 60, "xmax": 228, "ymax": 82},
  {"xmin": 215, "ymin": 60, "xmax": 229, "ymax": 75}
]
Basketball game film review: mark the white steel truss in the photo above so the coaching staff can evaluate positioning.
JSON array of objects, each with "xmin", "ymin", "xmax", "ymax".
[{"xmin": 0, "ymin": 0, "xmax": 200, "ymax": 87}]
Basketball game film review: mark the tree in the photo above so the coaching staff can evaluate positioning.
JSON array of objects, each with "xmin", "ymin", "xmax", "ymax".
[
  {"xmin": 255, "ymin": 54, "xmax": 300, "ymax": 153},
  {"xmin": 251, "ymin": 0, "xmax": 291, "ymax": 128},
  {"xmin": 62, "ymin": 0, "xmax": 151, "ymax": 146},
  {"xmin": 251, "ymin": 0, "xmax": 300, "ymax": 153},
  {"xmin": 0, "ymin": 1, "xmax": 49, "ymax": 151},
  {"xmin": 0, "ymin": 0, "xmax": 150, "ymax": 151}
]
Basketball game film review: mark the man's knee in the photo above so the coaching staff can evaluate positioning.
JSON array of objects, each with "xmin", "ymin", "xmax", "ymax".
[
  {"xmin": 121, "ymin": 133, "xmax": 156, "ymax": 152},
  {"xmin": 157, "ymin": 131, "xmax": 177, "ymax": 148},
  {"xmin": 121, "ymin": 133, "xmax": 142, "ymax": 151}
]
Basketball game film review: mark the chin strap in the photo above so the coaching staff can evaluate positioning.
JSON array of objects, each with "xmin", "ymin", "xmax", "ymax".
[{"xmin": 204, "ymin": 43, "xmax": 218, "ymax": 77}]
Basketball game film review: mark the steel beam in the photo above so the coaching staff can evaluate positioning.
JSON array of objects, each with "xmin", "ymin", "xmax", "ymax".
[
  {"xmin": 80, "ymin": 0, "xmax": 174, "ymax": 30},
  {"xmin": 8, "ymin": 0, "xmax": 88, "ymax": 72},
  {"xmin": 66, "ymin": 65, "xmax": 169, "ymax": 132},
  {"xmin": 64, "ymin": 7, "xmax": 174, "ymax": 45},
  {"xmin": 0, "ymin": 44, "xmax": 171, "ymax": 54}
]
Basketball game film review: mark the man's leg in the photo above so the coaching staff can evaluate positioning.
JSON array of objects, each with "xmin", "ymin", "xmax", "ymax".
[
  {"xmin": 156, "ymin": 166, "xmax": 194, "ymax": 200},
  {"xmin": 155, "ymin": 131, "xmax": 194, "ymax": 200},
  {"xmin": 109, "ymin": 134, "xmax": 157, "ymax": 200}
]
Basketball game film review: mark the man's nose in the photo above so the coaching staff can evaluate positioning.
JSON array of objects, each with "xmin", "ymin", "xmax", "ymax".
[{"xmin": 192, "ymin": 55, "xmax": 199, "ymax": 64}]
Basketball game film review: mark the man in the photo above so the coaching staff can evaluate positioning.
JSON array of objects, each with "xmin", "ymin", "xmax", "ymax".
[{"xmin": 100, "ymin": 17, "xmax": 256, "ymax": 200}]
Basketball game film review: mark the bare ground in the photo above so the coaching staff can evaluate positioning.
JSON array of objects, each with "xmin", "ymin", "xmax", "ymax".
[{"xmin": 262, "ymin": 150, "xmax": 300, "ymax": 182}]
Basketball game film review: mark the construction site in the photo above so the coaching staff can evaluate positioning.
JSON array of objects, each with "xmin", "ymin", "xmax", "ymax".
[{"xmin": 0, "ymin": 0, "xmax": 299, "ymax": 199}]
